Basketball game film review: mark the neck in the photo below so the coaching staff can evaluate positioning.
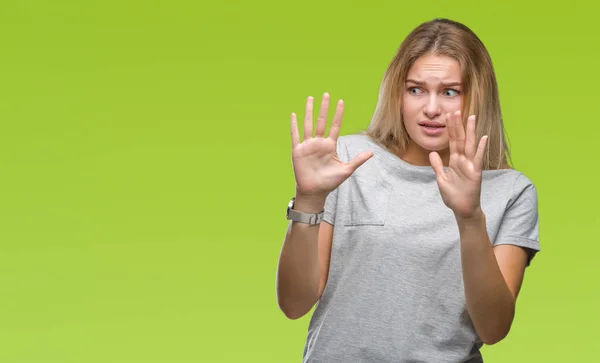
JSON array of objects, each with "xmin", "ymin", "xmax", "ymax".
[{"xmin": 401, "ymin": 141, "xmax": 449, "ymax": 167}]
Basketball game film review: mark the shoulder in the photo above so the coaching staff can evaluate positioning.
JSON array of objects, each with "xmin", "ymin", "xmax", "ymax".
[
  {"xmin": 337, "ymin": 133, "xmax": 377, "ymax": 150},
  {"xmin": 482, "ymin": 168, "xmax": 538, "ymax": 210},
  {"xmin": 509, "ymin": 171, "xmax": 538, "ymax": 208},
  {"xmin": 336, "ymin": 133, "xmax": 388, "ymax": 161},
  {"xmin": 483, "ymin": 168, "xmax": 536, "ymax": 189}
]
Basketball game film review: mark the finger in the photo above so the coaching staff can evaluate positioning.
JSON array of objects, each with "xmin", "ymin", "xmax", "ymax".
[
  {"xmin": 465, "ymin": 115, "xmax": 477, "ymax": 159},
  {"xmin": 454, "ymin": 111, "xmax": 465, "ymax": 155},
  {"xmin": 429, "ymin": 152, "xmax": 445, "ymax": 180},
  {"xmin": 344, "ymin": 150, "xmax": 373, "ymax": 175},
  {"xmin": 446, "ymin": 112, "xmax": 457, "ymax": 155},
  {"xmin": 328, "ymin": 99, "xmax": 344, "ymax": 141},
  {"xmin": 304, "ymin": 96, "xmax": 314, "ymax": 141},
  {"xmin": 446, "ymin": 112, "xmax": 455, "ymax": 139},
  {"xmin": 290, "ymin": 112, "xmax": 300, "ymax": 149},
  {"xmin": 474, "ymin": 135, "xmax": 489, "ymax": 171},
  {"xmin": 315, "ymin": 92, "xmax": 330, "ymax": 138}
]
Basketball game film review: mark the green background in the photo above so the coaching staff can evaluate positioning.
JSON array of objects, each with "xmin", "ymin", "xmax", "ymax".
[{"xmin": 0, "ymin": 0, "xmax": 597, "ymax": 362}]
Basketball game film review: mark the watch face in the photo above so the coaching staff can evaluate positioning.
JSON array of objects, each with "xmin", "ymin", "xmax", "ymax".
[{"xmin": 286, "ymin": 198, "xmax": 294, "ymax": 219}]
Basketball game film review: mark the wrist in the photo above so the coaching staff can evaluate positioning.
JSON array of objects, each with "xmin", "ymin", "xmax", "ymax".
[
  {"xmin": 455, "ymin": 207, "xmax": 486, "ymax": 227},
  {"xmin": 293, "ymin": 191, "xmax": 327, "ymax": 213}
]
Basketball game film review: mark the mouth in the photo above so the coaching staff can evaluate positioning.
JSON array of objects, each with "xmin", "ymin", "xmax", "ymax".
[
  {"xmin": 418, "ymin": 121, "xmax": 445, "ymax": 129},
  {"xmin": 419, "ymin": 121, "xmax": 446, "ymax": 136}
]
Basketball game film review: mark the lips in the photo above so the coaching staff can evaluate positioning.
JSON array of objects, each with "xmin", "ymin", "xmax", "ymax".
[
  {"xmin": 419, "ymin": 121, "xmax": 446, "ymax": 136},
  {"xmin": 418, "ymin": 121, "xmax": 445, "ymax": 128}
]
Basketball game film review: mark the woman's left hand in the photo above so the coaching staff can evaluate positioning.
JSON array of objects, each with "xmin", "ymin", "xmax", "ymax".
[{"xmin": 429, "ymin": 110, "xmax": 489, "ymax": 219}]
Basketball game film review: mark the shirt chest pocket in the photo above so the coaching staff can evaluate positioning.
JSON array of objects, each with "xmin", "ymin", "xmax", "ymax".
[{"xmin": 343, "ymin": 175, "xmax": 393, "ymax": 226}]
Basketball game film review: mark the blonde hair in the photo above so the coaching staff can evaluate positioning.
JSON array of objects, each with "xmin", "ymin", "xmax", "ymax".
[{"xmin": 366, "ymin": 18, "xmax": 512, "ymax": 170}]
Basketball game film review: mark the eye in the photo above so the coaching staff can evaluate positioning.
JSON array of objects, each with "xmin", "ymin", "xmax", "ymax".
[
  {"xmin": 444, "ymin": 89, "xmax": 461, "ymax": 97},
  {"xmin": 408, "ymin": 87, "xmax": 423, "ymax": 95}
]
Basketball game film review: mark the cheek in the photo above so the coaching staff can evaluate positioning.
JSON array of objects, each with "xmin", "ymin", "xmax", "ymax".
[
  {"xmin": 401, "ymin": 96, "xmax": 419, "ymax": 119},
  {"xmin": 444, "ymin": 97, "xmax": 463, "ymax": 112}
]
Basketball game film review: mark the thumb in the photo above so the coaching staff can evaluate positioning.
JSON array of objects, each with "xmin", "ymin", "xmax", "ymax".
[
  {"xmin": 345, "ymin": 151, "xmax": 374, "ymax": 174},
  {"xmin": 429, "ymin": 152, "xmax": 445, "ymax": 179}
]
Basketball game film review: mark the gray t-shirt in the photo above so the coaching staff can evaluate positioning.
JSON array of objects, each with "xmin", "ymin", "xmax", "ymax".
[{"xmin": 302, "ymin": 134, "xmax": 540, "ymax": 363}]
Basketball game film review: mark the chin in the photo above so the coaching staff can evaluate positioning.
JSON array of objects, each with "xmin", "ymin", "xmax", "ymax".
[{"xmin": 413, "ymin": 137, "xmax": 448, "ymax": 153}]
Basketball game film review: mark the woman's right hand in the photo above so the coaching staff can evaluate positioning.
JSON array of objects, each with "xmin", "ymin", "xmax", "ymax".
[{"xmin": 290, "ymin": 93, "xmax": 374, "ymax": 204}]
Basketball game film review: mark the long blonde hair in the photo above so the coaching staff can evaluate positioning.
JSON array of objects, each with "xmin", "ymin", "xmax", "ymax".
[{"xmin": 366, "ymin": 18, "xmax": 512, "ymax": 170}]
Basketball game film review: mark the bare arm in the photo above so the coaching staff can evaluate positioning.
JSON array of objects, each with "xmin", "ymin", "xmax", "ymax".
[
  {"xmin": 456, "ymin": 211, "xmax": 529, "ymax": 345},
  {"xmin": 277, "ymin": 92, "xmax": 372, "ymax": 320},
  {"xmin": 429, "ymin": 112, "xmax": 534, "ymax": 345},
  {"xmin": 276, "ymin": 194, "xmax": 333, "ymax": 319}
]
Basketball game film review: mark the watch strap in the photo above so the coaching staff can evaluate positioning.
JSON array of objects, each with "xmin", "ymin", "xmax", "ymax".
[{"xmin": 286, "ymin": 198, "xmax": 324, "ymax": 225}]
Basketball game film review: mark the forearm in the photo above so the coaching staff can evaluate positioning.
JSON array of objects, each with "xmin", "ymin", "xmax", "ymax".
[
  {"xmin": 276, "ymin": 194, "xmax": 325, "ymax": 319},
  {"xmin": 456, "ymin": 209, "xmax": 515, "ymax": 345}
]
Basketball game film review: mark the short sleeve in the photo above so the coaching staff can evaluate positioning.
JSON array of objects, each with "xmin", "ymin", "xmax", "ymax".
[
  {"xmin": 322, "ymin": 137, "xmax": 347, "ymax": 225},
  {"xmin": 322, "ymin": 187, "xmax": 338, "ymax": 225},
  {"xmin": 494, "ymin": 173, "xmax": 540, "ymax": 265}
]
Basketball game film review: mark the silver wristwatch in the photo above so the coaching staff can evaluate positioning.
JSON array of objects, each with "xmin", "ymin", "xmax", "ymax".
[{"xmin": 286, "ymin": 198, "xmax": 324, "ymax": 225}]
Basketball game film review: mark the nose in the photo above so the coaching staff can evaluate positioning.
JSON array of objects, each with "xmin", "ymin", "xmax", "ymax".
[{"xmin": 423, "ymin": 94, "xmax": 441, "ymax": 119}]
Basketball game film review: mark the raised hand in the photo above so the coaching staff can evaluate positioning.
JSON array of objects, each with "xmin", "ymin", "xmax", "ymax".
[
  {"xmin": 291, "ymin": 93, "xmax": 373, "ymax": 199},
  {"xmin": 429, "ymin": 110, "xmax": 489, "ymax": 219}
]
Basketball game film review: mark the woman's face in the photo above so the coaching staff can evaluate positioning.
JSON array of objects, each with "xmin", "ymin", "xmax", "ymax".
[{"xmin": 401, "ymin": 54, "xmax": 463, "ymax": 162}]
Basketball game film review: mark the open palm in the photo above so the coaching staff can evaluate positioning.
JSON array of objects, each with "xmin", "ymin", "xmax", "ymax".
[
  {"xmin": 291, "ymin": 93, "xmax": 373, "ymax": 197},
  {"xmin": 429, "ymin": 111, "xmax": 489, "ymax": 219}
]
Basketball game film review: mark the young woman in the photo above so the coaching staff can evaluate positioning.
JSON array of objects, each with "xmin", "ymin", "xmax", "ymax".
[{"xmin": 276, "ymin": 18, "xmax": 540, "ymax": 362}]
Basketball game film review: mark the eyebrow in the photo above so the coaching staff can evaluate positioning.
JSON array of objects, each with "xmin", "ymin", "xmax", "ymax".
[{"xmin": 406, "ymin": 79, "xmax": 462, "ymax": 87}]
